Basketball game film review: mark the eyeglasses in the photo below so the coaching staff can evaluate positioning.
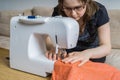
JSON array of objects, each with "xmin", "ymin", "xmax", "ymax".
[{"xmin": 63, "ymin": 5, "xmax": 85, "ymax": 13}]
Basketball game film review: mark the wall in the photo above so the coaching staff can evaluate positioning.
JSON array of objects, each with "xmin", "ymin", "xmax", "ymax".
[
  {"xmin": 0, "ymin": 0, "xmax": 58, "ymax": 10},
  {"xmin": 96, "ymin": 0, "xmax": 120, "ymax": 9},
  {"xmin": 0, "ymin": 0, "xmax": 119, "ymax": 10}
]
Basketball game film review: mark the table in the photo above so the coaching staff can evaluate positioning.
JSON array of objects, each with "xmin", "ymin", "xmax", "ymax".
[{"xmin": 0, "ymin": 48, "xmax": 51, "ymax": 80}]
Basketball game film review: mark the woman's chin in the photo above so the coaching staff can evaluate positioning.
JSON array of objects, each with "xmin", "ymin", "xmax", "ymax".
[
  {"xmin": 70, "ymin": 17, "xmax": 80, "ymax": 21},
  {"xmin": 73, "ymin": 17, "xmax": 80, "ymax": 20}
]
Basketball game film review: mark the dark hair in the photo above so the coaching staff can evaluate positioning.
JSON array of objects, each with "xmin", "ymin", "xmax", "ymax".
[{"xmin": 57, "ymin": 0, "xmax": 99, "ymax": 33}]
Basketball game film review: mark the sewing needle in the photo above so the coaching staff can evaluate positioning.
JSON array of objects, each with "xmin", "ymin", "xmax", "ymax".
[{"xmin": 55, "ymin": 35, "xmax": 59, "ymax": 54}]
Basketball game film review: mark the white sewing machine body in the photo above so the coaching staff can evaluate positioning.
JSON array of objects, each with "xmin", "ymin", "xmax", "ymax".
[{"xmin": 10, "ymin": 16, "xmax": 79, "ymax": 77}]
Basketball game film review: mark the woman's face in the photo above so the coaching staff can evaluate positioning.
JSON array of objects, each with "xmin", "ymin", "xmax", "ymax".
[{"xmin": 63, "ymin": 0, "xmax": 86, "ymax": 20}]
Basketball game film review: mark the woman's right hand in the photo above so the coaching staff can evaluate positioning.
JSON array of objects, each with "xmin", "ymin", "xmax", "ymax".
[{"xmin": 45, "ymin": 48, "xmax": 67, "ymax": 61}]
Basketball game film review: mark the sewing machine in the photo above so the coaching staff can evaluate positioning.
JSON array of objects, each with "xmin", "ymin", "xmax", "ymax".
[{"xmin": 10, "ymin": 16, "xmax": 79, "ymax": 77}]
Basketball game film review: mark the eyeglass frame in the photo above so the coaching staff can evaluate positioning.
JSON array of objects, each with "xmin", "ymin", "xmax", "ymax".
[{"xmin": 62, "ymin": 4, "xmax": 86, "ymax": 13}]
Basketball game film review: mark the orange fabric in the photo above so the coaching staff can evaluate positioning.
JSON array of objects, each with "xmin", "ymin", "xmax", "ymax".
[{"xmin": 52, "ymin": 60, "xmax": 120, "ymax": 80}]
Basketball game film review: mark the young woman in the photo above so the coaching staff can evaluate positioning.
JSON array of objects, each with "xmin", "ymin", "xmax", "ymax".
[{"xmin": 46, "ymin": 0, "xmax": 111, "ymax": 66}]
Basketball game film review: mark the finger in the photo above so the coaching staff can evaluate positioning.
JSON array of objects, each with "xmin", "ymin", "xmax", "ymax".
[
  {"xmin": 48, "ymin": 53, "xmax": 52, "ymax": 60},
  {"xmin": 57, "ymin": 56, "xmax": 61, "ymax": 60},
  {"xmin": 70, "ymin": 58, "xmax": 80, "ymax": 64},
  {"xmin": 62, "ymin": 57, "xmax": 74, "ymax": 63},
  {"xmin": 62, "ymin": 52, "xmax": 75, "ymax": 62},
  {"xmin": 63, "ymin": 51, "xmax": 67, "ymax": 57},
  {"xmin": 56, "ymin": 49, "xmax": 62, "ymax": 60},
  {"xmin": 68, "ymin": 52, "xmax": 75, "ymax": 57},
  {"xmin": 45, "ymin": 51, "xmax": 49, "ymax": 58},
  {"xmin": 78, "ymin": 60, "xmax": 88, "ymax": 66},
  {"xmin": 61, "ymin": 52, "xmax": 67, "ymax": 59},
  {"xmin": 53, "ymin": 54, "xmax": 57, "ymax": 60}
]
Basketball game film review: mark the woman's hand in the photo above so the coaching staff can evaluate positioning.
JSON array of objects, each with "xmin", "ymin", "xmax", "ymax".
[
  {"xmin": 45, "ymin": 48, "xmax": 67, "ymax": 61},
  {"xmin": 62, "ymin": 51, "xmax": 92, "ymax": 66}
]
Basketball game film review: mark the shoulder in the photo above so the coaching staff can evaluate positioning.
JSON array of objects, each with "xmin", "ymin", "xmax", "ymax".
[
  {"xmin": 96, "ymin": 1, "xmax": 106, "ymax": 9},
  {"xmin": 93, "ymin": 1, "xmax": 110, "ymax": 28},
  {"xmin": 95, "ymin": 2, "xmax": 108, "ymax": 16}
]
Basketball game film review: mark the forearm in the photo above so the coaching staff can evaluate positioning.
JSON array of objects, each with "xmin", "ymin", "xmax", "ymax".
[
  {"xmin": 82, "ymin": 23, "xmax": 111, "ymax": 59},
  {"xmin": 82, "ymin": 44, "xmax": 111, "ymax": 59}
]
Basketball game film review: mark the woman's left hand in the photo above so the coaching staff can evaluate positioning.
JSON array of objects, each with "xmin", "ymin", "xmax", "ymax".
[{"xmin": 62, "ymin": 51, "xmax": 92, "ymax": 66}]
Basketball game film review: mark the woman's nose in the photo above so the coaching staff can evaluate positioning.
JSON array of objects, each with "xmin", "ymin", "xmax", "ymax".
[{"xmin": 70, "ymin": 10, "xmax": 77, "ymax": 18}]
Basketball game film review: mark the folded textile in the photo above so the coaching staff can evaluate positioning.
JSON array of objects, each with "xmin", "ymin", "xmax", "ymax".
[{"xmin": 52, "ymin": 60, "xmax": 120, "ymax": 80}]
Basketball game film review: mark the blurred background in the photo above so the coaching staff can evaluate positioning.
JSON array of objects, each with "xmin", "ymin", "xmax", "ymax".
[{"xmin": 0, "ymin": 0, "xmax": 119, "ymax": 10}]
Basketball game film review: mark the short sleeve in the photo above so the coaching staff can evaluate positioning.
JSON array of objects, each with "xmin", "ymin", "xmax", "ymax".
[
  {"xmin": 52, "ymin": 6, "xmax": 59, "ymax": 16},
  {"xmin": 96, "ymin": 5, "xmax": 110, "ymax": 27}
]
